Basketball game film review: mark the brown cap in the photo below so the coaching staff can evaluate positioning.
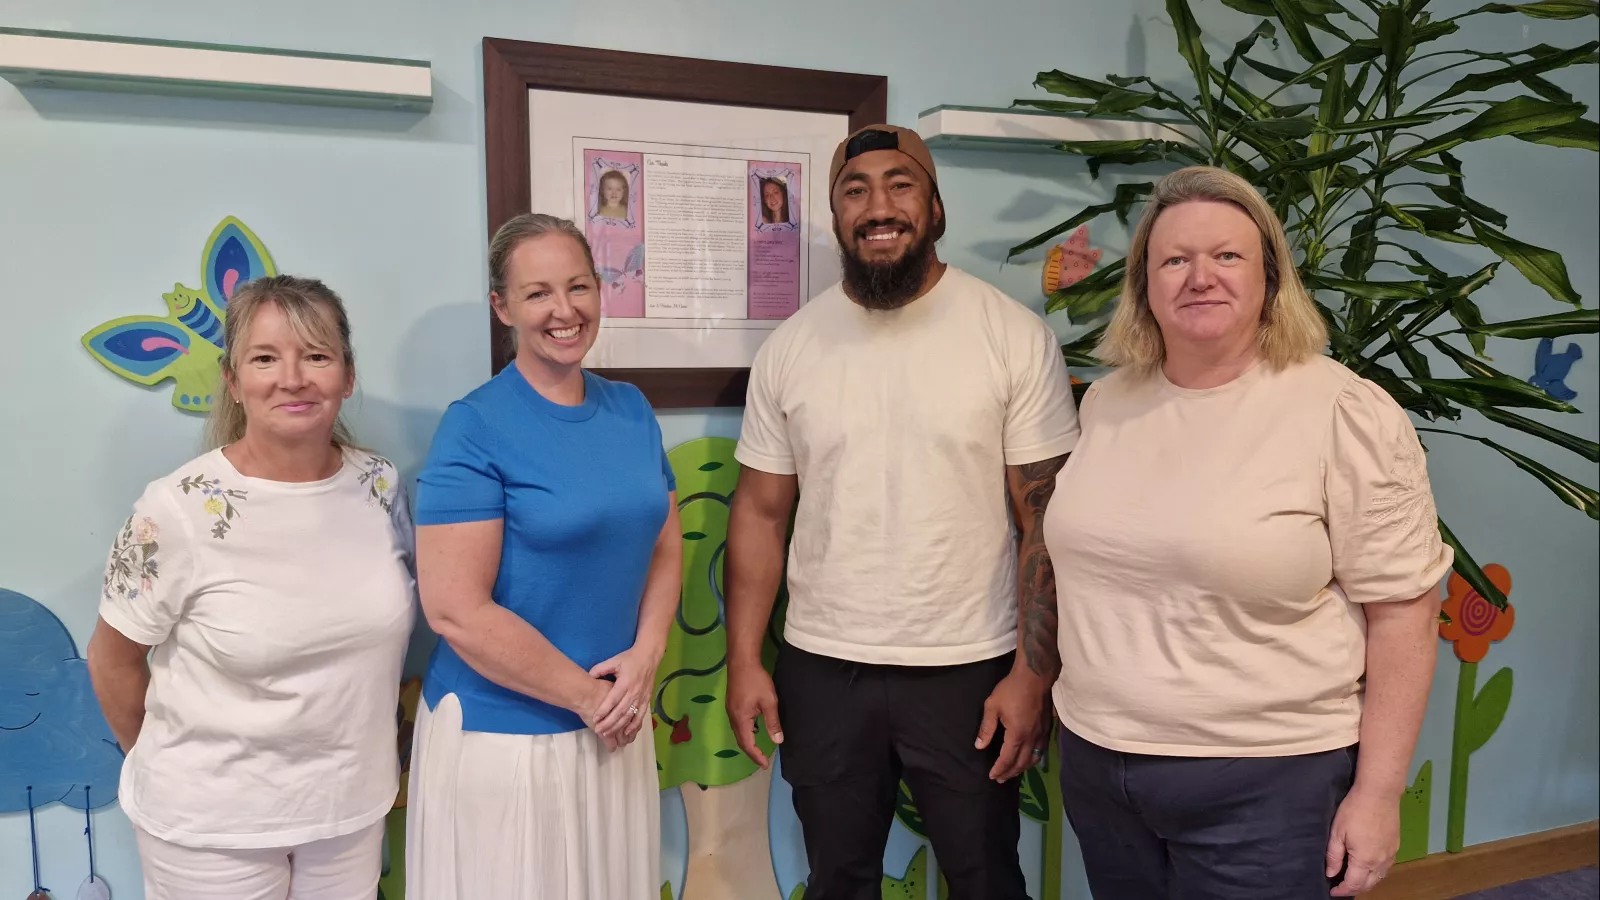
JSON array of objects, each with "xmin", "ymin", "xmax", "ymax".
[{"xmin": 828, "ymin": 124, "xmax": 938, "ymax": 198}]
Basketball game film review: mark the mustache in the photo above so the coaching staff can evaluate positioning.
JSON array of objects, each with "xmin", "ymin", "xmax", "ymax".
[{"xmin": 853, "ymin": 218, "xmax": 916, "ymax": 239}]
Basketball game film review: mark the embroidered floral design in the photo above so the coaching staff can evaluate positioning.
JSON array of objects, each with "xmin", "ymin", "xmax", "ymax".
[
  {"xmin": 178, "ymin": 473, "xmax": 248, "ymax": 539},
  {"xmin": 1365, "ymin": 432, "xmax": 1442, "ymax": 555},
  {"xmin": 104, "ymin": 516, "xmax": 160, "ymax": 601},
  {"xmin": 356, "ymin": 455, "xmax": 397, "ymax": 512},
  {"xmin": 1440, "ymin": 565, "xmax": 1515, "ymax": 663}
]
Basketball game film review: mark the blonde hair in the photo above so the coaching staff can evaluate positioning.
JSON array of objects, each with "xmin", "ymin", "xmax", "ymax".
[
  {"xmin": 205, "ymin": 275, "xmax": 358, "ymax": 451},
  {"xmin": 1096, "ymin": 165, "xmax": 1328, "ymax": 376},
  {"xmin": 488, "ymin": 214, "xmax": 598, "ymax": 356}
]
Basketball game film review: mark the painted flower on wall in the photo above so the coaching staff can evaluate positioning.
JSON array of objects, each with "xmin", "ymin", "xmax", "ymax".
[{"xmin": 1439, "ymin": 565, "xmax": 1515, "ymax": 663}]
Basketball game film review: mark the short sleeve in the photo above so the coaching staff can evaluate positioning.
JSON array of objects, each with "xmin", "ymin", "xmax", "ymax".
[
  {"xmin": 1003, "ymin": 316, "xmax": 1081, "ymax": 465},
  {"xmin": 98, "ymin": 485, "xmax": 195, "ymax": 647},
  {"xmin": 415, "ymin": 402, "xmax": 505, "ymax": 526},
  {"xmin": 390, "ymin": 477, "xmax": 417, "ymax": 578},
  {"xmin": 735, "ymin": 338, "xmax": 796, "ymax": 475},
  {"xmin": 1325, "ymin": 377, "xmax": 1454, "ymax": 604}
]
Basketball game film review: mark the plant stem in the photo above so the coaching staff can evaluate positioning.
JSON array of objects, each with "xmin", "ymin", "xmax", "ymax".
[{"xmin": 1446, "ymin": 660, "xmax": 1479, "ymax": 853}]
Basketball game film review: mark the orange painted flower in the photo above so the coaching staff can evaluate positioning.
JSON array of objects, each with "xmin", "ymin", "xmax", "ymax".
[{"xmin": 1439, "ymin": 565, "xmax": 1514, "ymax": 663}]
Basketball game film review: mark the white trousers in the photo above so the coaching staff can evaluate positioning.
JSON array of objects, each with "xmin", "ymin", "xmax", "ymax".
[
  {"xmin": 133, "ymin": 819, "xmax": 383, "ymax": 900},
  {"xmin": 406, "ymin": 692, "xmax": 661, "ymax": 900}
]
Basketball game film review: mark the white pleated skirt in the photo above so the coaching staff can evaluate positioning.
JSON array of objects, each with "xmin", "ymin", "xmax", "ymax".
[{"xmin": 405, "ymin": 693, "xmax": 661, "ymax": 900}]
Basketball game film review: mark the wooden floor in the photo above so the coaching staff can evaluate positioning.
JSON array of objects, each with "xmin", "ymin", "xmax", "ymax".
[{"xmin": 1454, "ymin": 866, "xmax": 1597, "ymax": 899}]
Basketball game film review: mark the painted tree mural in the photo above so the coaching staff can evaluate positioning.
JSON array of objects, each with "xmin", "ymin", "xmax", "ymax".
[{"xmin": 655, "ymin": 437, "xmax": 786, "ymax": 899}]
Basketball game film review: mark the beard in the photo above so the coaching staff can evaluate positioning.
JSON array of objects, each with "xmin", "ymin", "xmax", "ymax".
[{"xmin": 837, "ymin": 218, "xmax": 939, "ymax": 311}]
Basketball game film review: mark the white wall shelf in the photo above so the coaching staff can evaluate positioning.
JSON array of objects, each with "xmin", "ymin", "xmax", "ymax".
[
  {"xmin": 0, "ymin": 27, "xmax": 432, "ymax": 112},
  {"xmin": 916, "ymin": 104, "xmax": 1197, "ymax": 151}
]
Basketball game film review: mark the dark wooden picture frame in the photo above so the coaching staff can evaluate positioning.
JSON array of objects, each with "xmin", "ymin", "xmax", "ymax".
[{"xmin": 483, "ymin": 38, "xmax": 887, "ymax": 408}]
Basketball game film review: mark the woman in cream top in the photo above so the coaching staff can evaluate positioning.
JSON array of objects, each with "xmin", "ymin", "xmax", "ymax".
[{"xmin": 1044, "ymin": 167, "xmax": 1450, "ymax": 900}]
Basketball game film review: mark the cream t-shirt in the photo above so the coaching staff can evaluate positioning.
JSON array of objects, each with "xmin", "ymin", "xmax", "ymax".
[
  {"xmin": 1045, "ymin": 355, "xmax": 1452, "ymax": 756},
  {"xmin": 737, "ymin": 267, "xmax": 1080, "ymax": 665},
  {"xmin": 98, "ymin": 448, "xmax": 416, "ymax": 849}
]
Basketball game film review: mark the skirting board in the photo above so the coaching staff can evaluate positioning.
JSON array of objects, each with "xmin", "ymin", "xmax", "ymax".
[{"xmin": 1367, "ymin": 820, "xmax": 1598, "ymax": 900}]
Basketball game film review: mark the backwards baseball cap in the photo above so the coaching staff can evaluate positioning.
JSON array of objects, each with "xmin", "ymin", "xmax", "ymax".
[{"xmin": 828, "ymin": 124, "xmax": 939, "ymax": 197}]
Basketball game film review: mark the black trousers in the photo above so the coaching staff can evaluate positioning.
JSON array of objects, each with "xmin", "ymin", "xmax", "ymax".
[
  {"xmin": 1058, "ymin": 726, "xmax": 1358, "ymax": 900},
  {"xmin": 774, "ymin": 644, "xmax": 1029, "ymax": 900}
]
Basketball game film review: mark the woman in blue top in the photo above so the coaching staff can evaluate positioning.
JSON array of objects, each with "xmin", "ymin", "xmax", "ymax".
[{"xmin": 407, "ymin": 214, "xmax": 682, "ymax": 899}]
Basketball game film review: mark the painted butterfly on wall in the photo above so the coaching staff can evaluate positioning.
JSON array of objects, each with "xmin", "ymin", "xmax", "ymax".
[
  {"xmin": 81, "ymin": 217, "xmax": 276, "ymax": 414},
  {"xmin": 1041, "ymin": 224, "xmax": 1103, "ymax": 296}
]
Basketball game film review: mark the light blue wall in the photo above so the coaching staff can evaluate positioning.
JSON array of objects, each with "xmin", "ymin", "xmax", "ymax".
[{"xmin": 2, "ymin": 0, "xmax": 1595, "ymax": 896}]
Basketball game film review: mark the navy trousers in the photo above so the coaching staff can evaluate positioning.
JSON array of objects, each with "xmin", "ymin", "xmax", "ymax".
[{"xmin": 1058, "ymin": 725, "xmax": 1357, "ymax": 900}]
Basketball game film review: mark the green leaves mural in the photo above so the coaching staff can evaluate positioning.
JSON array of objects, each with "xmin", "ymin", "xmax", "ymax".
[{"xmin": 1007, "ymin": 0, "xmax": 1599, "ymax": 615}]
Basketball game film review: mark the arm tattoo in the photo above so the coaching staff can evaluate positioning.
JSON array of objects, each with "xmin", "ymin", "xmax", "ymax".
[{"xmin": 1010, "ymin": 454, "xmax": 1067, "ymax": 680}]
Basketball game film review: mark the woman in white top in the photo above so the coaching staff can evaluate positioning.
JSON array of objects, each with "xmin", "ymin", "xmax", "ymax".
[
  {"xmin": 86, "ymin": 276, "xmax": 416, "ymax": 900},
  {"xmin": 1044, "ymin": 167, "xmax": 1450, "ymax": 899}
]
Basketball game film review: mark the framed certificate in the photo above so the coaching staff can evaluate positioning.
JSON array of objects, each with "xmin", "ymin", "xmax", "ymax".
[{"xmin": 483, "ymin": 38, "xmax": 887, "ymax": 407}]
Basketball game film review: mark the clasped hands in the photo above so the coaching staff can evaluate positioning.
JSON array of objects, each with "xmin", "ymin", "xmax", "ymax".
[{"xmin": 579, "ymin": 642, "xmax": 662, "ymax": 752}]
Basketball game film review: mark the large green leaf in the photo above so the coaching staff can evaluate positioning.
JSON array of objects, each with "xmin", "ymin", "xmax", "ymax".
[
  {"xmin": 1426, "ymin": 184, "xmax": 1508, "ymax": 228},
  {"xmin": 1463, "ymin": 667, "xmax": 1514, "ymax": 755},
  {"xmin": 1515, "ymin": 118, "xmax": 1600, "ymax": 149},
  {"xmin": 1391, "ymin": 325, "xmax": 1434, "ymax": 379},
  {"xmin": 1439, "ymin": 519, "xmax": 1511, "ymax": 611},
  {"xmin": 1011, "ymin": 99, "xmax": 1099, "ymax": 115},
  {"xmin": 1270, "ymin": 0, "xmax": 1327, "ymax": 61},
  {"xmin": 1053, "ymin": 139, "xmax": 1202, "ymax": 177},
  {"xmin": 1009, "ymin": 185, "xmax": 1152, "ymax": 259},
  {"xmin": 1221, "ymin": 0, "xmax": 1353, "ymax": 37},
  {"xmin": 1470, "ymin": 1, "xmax": 1600, "ymax": 19},
  {"xmin": 1034, "ymin": 71, "xmax": 1179, "ymax": 113},
  {"xmin": 1523, "ymin": 73, "xmax": 1576, "ymax": 104},
  {"xmin": 1224, "ymin": 21, "xmax": 1280, "ymax": 84},
  {"xmin": 1467, "ymin": 219, "xmax": 1583, "ymax": 305},
  {"xmin": 1426, "ymin": 336, "xmax": 1499, "ymax": 378},
  {"xmin": 1306, "ymin": 274, "xmax": 1432, "ymax": 299},
  {"xmin": 1060, "ymin": 325, "xmax": 1108, "ymax": 367},
  {"xmin": 1056, "ymin": 261, "xmax": 1130, "ymax": 321},
  {"xmin": 1478, "ymin": 407, "xmax": 1600, "ymax": 462},
  {"xmin": 1401, "ymin": 96, "xmax": 1587, "ymax": 162},
  {"xmin": 1467, "ymin": 308, "xmax": 1599, "ymax": 338},
  {"xmin": 1429, "ymin": 41, "xmax": 1599, "ymax": 104},
  {"xmin": 1341, "ymin": 212, "xmax": 1382, "ymax": 280},
  {"xmin": 1262, "ymin": 141, "xmax": 1372, "ymax": 177},
  {"xmin": 1240, "ymin": 56, "xmax": 1326, "ymax": 89},
  {"xmin": 1324, "ymin": 111, "xmax": 1463, "ymax": 135},
  {"xmin": 1412, "ymin": 375, "xmax": 1579, "ymax": 412},
  {"xmin": 1378, "ymin": 4, "xmax": 1412, "ymax": 107},
  {"xmin": 1241, "ymin": 117, "xmax": 1321, "ymax": 139},
  {"xmin": 1167, "ymin": 0, "xmax": 1214, "ymax": 126},
  {"xmin": 1425, "ymin": 430, "xmax": 1600, "ymax": 517},
  {"xmin": 1045, "ymin": 259, "xmax": 1126, "ymax": 313}
]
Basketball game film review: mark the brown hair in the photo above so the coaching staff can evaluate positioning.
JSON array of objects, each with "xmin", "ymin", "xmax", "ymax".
[
  {"xmin": 205, "ymin": 275, "xmax": 358, "ymax": 450},
  {"xmin": 1097, "ymin": 165, "xmax": 1328, "ymax": 376},
  {"xmin": 488, "ymin": 213, "xmax": 597, "ymax": 299}
]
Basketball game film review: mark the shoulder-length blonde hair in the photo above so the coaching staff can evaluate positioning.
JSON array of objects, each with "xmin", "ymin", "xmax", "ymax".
[
  {"xmin": 1096, "ymin": 165, "xmax": 1327, "ymax": 376},
  {"xmin": 205, "ymin": 275, "xmax": 359, "ymax": 451}
]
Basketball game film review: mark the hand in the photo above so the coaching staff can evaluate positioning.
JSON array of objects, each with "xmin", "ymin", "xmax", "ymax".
[
  {"xmin": 726, "ymin": 658, "xmax": 783, "ymax": 768},
  {"xmin": 587, "ymin": 643, "xmax": 663, "ymax": 750},
  {"xmin": 576, "ymin": 679, "xmax": 622, "ymax": 752},
  {"xmin": 1327, "ymin": 786, "xmax": 1400, "ymax": 896},
  {"xmin": 977, "ymin": 669, "xmax": 1051, "ymax": 782}
]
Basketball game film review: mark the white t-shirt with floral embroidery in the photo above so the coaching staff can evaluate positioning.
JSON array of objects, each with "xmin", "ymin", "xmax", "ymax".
[{"xmin": 98, "ymin": 447, "xmax": 416, "ymax": 850}]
